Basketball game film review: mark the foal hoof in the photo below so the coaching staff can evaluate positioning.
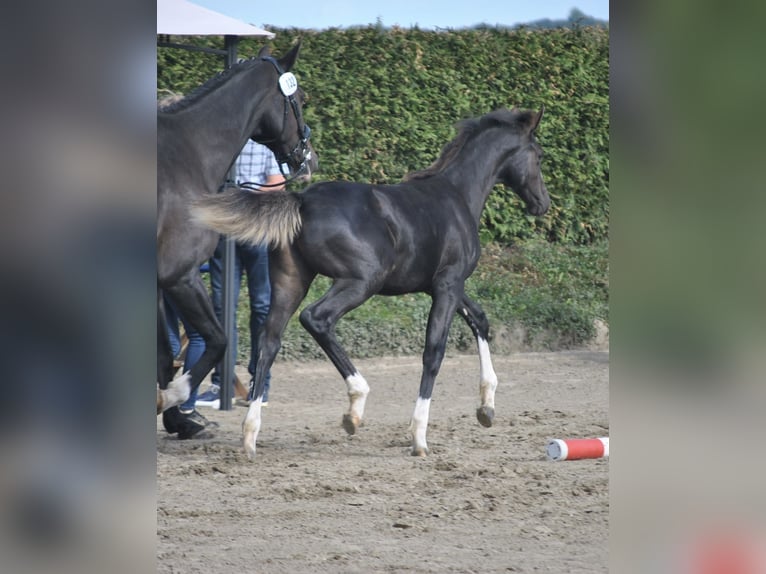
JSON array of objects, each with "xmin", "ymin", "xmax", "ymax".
[
  {"xmin": 476, "ymin": 406, "xmax": 495, "ymax": 428},
  {"xmin": 342, "ymin": 413, "xmax": 359, "ymax": 435},
  {"xmin": 243, "ymin": 436, "xmax": 257, "ymax": 461}
]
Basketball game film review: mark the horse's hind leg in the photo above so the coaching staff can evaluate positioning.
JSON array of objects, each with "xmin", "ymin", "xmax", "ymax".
[
  {"xmin": 165, "ymin": 273, "xmax": 227, "ymax": 393},
  {"xmin": 157, "ymin": 288, "xmax": 176, "ymax": 385},
  {"xmin": 299, "ymin": 278, "xmax": 376, "ymax": 436},
  {"xmin": 457, "ymin": 295, "xmax": 498, "ymax": 428},
  {"xmin": 163, "ymin": 272, "xmax": 227, "ymax": 439},
  {"xmin": 243, "ymin": 247, "xmax": 314, "ymax": 459}
]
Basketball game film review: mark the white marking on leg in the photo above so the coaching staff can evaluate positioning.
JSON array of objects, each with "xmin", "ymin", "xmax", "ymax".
[
  {"xmin": 157, "ymin": 373, "xmax": 191, "ymax": 413},
  {"xmin": 477, "ymin": 337, "xmax": 498, "ymax": 409},
  {"xmin": 345, "ymin": 372, "xmax": 370, "ymax": 424},
  {"xmin": 242, "ymin": 399, "xmax": 263, "ymax": 460},
  {"xmin": 409, "ymin": 397, "xmax": 431, "ymax": 456}
]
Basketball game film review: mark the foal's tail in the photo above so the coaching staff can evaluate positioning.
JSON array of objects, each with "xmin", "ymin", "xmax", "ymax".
[{"xmin": 190, "ymin": 189, "xmax": 303, "ymax": 249}]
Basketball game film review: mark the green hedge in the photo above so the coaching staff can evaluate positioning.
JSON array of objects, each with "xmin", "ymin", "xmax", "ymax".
[{"xmin": 158, "ymin": 25, "xmax": 608, "ymax": 245}]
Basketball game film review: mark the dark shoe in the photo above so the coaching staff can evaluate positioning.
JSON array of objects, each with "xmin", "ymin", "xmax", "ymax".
[
  {"xmin": 181, "ymin": 409, "xmax": 220, "ymax": 429},
  {"xmin": 163, "ymin": 407, "xmax": 205, "ymax": 439}
]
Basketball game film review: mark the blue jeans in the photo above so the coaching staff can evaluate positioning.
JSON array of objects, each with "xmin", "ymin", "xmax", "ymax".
[
  {"xmin": 164, "ymin": 293, "xmax": 206, "ymax": 411},
  {"xmin": 209, "ymin": 237, "xmax": 271, "ymax": 394}
]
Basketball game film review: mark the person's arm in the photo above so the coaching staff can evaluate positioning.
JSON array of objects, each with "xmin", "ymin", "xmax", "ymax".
[{"xmin": 259, "ymin": 173, "xmax": 285, "ymax": 191}]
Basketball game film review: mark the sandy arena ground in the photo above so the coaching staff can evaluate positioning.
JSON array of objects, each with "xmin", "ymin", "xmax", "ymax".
[{"xmin": 157, "ymin": 350, "xmax": 608, "ymax": 573}]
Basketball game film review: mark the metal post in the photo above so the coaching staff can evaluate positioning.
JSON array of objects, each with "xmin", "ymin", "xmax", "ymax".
[{"xmin": 219, "ymin": 35, "xmax": 239, "ymax": 411}]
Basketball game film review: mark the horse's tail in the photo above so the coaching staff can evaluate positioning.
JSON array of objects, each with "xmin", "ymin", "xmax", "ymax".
[{"xmin": 190, "ymin": 189, "xmax": 303, "ymax": 249}]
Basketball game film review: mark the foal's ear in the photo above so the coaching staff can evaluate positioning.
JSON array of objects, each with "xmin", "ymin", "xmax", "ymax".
[
  {"xmin": 257, "ymin": 45, "xmax": 271, "ymax": 58},
  {"xmin": 277, "ymin": 39, "xmax": 302, "ymax": 72},
  {"xmin": 530, "ymin": 105, "xmax": 545, "ymax": 132}
]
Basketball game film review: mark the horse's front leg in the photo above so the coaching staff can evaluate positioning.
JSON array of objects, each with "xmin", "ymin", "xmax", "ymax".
[
  {"xmin": 457, "ymin": 295, "xmax": 498, "ymax": 427},
  {"xmin": 410, "ymin": 285, "xmax": 461, "ymax": 456}
]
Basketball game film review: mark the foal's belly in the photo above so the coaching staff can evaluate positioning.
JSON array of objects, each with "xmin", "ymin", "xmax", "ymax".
[
  {"xmin": 377, "ymin": 259, "xmax": 453, "ymax": 295},
  {"xmin": 379, "ymin": 274, "xmax": 432, "ymax": 296}
]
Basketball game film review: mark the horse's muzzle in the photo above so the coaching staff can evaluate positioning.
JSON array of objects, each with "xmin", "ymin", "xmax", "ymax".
[
  {"xmin": 527, "ymin": 188, "xmax": 551, "ymax": 216},
  {"xmin": 299, "ymin": 145, "xmax": 319, "ymax": 181}
]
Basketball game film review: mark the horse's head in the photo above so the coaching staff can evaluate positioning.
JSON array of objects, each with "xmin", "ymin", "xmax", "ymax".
[
  {"xmin": 497, "ymin": 107, "xmax": 550, "ymax": 216},
  {"xmin": 253, "ymin": 42, "xmax": 318, "ymax": 181}
]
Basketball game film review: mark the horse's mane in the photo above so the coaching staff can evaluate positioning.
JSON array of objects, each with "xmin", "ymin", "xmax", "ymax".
[
  {"xmin": 404, "ymin": 108, "xmax": 536, "ymax": 181},
  {"xmin": 158, "ymin": 57, "xmax": 265, "ymax": 113}
]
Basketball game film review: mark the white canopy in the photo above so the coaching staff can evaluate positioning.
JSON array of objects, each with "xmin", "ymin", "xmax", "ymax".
[{"xmin": 157, "ymin": 0, "xmax": 275, "ymax": 38}]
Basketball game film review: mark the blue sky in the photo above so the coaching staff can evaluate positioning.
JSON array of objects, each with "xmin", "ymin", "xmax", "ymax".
[{"xmin": 191, "ymin": 0, "xmax": 608, "ymax": 31}]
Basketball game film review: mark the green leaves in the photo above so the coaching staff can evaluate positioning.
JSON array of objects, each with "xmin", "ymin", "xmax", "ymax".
[{"xmin": 158, "ymin": 26, "xmax": 608, "ymax": 245}]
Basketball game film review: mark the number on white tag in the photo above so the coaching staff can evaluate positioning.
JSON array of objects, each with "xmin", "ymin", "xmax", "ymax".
[{"xmin": 278, "ymin": 73, "xmax": 298, "ymax": 96}]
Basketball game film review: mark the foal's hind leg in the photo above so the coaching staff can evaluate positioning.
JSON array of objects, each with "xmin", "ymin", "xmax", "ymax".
[
  {"xmin": 243, "ymin": 248, "xmax": 315, "ymax": 459},
  {"xmin": 299, "ymin": 278, "xmax": 377, "ymax": 435},
  {"xmin": 457, "ymin": 295, "xmax": 498, "ymax": 427}
]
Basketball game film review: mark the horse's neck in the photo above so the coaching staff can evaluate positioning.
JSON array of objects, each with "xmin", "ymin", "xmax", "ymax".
[
  {"xmin": 442, "ymin": 133, "xmax": 514, "ymax": 222},
  {"xmin": 186, "ymin": 67, "xmax": 271, "ymax": 189}
]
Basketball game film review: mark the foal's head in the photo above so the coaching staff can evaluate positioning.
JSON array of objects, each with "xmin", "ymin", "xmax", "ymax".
[
  {"xmin": 251, "ymin": 42, "xmax": 318, "ymax": 179},
  {"xmin": 495, "ymin": 107, "xmax": 550, "ymax": 216}
]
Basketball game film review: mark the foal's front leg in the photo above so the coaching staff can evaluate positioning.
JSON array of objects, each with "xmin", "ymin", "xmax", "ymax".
[
  {"xmin": 243, "ymin": 249, "xmax": 313, "ymax": 460},
  {"xmin": 410, "ymin": 286, "xmax": 461, "ymax": 456}
]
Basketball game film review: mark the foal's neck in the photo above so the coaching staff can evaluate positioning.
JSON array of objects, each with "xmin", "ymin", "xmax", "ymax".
[{"xmin": 442, "ymin": 130, "xmax": 517, "ymax": 222}]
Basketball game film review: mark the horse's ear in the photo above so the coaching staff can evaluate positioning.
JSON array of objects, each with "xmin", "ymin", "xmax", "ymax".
[
  {"xmin": 277, "ymin": 40, "xmax": 302, "ymax": 72},
  {"xmin": 257, "ymin": 45, "xmax": 271, "ymax": 58},
  {"xmin": 530, "ymin": 105, "xmax": 545, "ymax": 132}
]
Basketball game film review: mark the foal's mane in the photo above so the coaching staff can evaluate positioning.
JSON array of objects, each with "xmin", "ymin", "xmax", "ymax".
[
  {"xmin": 404, "ymin": 108, "xmax": 535, "ymax": 181},
  {"xmin": 158, "ymin": 57, "xmax": 265, "ymax": 114}
]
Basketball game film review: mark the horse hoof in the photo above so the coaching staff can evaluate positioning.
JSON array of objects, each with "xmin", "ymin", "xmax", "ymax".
[
  {"xmin": 243, "ymin": 436, "xmax": 257, "ymax": 460},
  {"xmin": 410, "ymin": 446, "xmax": 429, "ymax": 457},
  {"xmin": 162, "ymin": 407, "xmax": 182, "ymax": 434},
  {"xmin": 177, "ymin": 422, "xmax": 209, "ymax": 440},
  {"xmin": 342, "ymin": 414, "xmax": 359, "ymax": 435},
  {"xmin": 476, "ymin": 406, "xmax": 495, "ymax": 428}
]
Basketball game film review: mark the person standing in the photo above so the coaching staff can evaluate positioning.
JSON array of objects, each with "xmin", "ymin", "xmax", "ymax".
[{"xmin": 196, "ymin": 140, "xmax": 285, "ymax": 408}]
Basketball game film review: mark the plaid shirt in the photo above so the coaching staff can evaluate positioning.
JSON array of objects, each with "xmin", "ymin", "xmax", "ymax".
[{"xmin": 234, "ymin": 140, "xmax": 282, "ymax": 185}]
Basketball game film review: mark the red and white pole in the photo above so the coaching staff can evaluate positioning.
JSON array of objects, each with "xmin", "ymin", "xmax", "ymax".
[{"xmin": 546, "ymin": 437, "xmax": 609, "ymax": 461}]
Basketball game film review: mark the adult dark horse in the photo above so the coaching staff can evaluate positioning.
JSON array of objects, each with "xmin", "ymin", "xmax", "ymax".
[
  {"xmin": 157, "ymin": 42, "xmax": 317, "ymax": 438},
  {"xmin": 192, "ymin": 107, "xmax": 549, "ymax": 457}
]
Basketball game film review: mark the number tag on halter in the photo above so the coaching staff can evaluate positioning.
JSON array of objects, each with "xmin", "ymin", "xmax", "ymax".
[{"xmin": 278, "ymin": 73, "xmax": 298, "ymax": 96}]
